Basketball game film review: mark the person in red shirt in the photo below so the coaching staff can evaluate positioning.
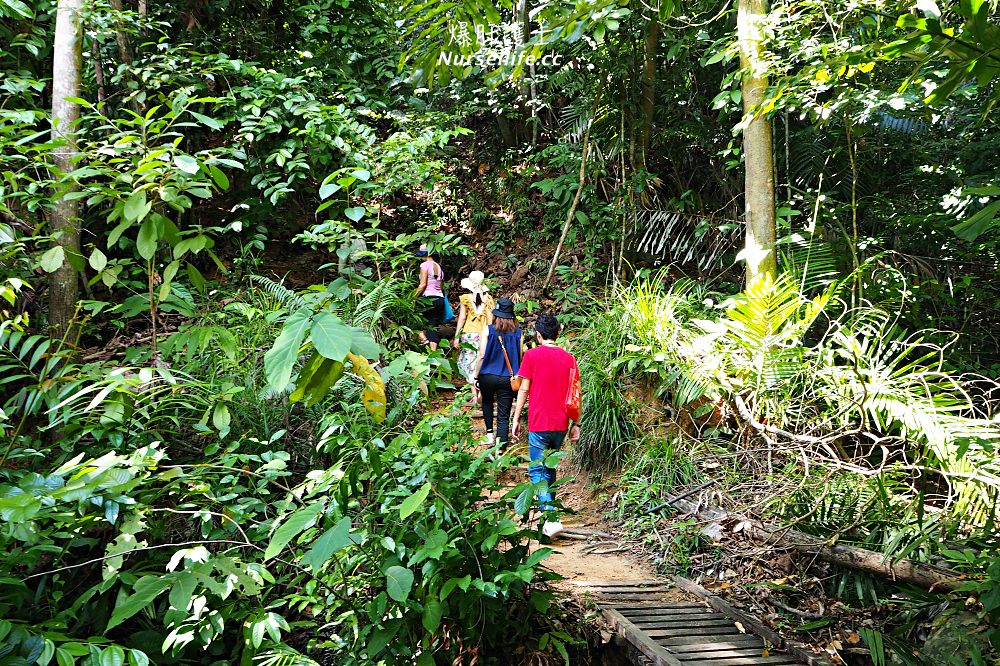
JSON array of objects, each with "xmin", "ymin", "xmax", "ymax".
[{"xmin": 512, "ymin": 313, "xmax": 581, "ymax": 538}]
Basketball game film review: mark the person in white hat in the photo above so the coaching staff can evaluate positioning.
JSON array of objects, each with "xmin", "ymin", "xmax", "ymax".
[{"xmin": 452, "ymin": 270, "xmax": 494, "ymax": 408}]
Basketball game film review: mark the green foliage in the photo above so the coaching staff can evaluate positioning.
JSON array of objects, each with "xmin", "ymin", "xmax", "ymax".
[
  {"xmin": 583, "ymin": 270, "xmax": 1000, "ymax": 598},
  {"xmin": 0, "ymin": 280, "xmax": 559, "ymax": 666}
]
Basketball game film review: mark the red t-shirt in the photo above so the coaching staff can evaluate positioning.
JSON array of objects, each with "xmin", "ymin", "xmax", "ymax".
[{"xmin": 518, "ymin": 345, "xmax": 579, "ymax": 433}]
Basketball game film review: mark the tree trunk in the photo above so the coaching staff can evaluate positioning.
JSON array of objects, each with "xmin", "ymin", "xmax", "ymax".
[
  {"xmin": 738, "ymin": 0, "xmax": 777, "ymax": 283},
  {"xmin": 639, "ymin": 18, "xmax": 659, "ymax": 167},
  {"xmin": 107, "ymin": 0, "xmax": 135, "ymax": 66},
  {"xmin": 542, "ymin": 82, "xmax": 603, "ymax": 292},
  {"xmin": 92, "ymin": 38, "xmax": 107, "ymax": 106},
  {"xmin": 49, "ymin": 0, "xmax": 84, "ymax": 341},
  {"xmin": 496, "ymin": 115, "xmax": 517, "ymax": 147}
]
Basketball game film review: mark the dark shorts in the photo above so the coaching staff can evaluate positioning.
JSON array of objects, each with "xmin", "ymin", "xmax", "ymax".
[{"xmin": 422, "ymin": 296, "xmax": 444, "ymax": 343}]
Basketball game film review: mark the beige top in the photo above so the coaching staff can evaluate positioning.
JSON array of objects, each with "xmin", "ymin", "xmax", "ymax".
[{"xmin": 460, "ymin": 293, "xmax": 494, "ymax": 334}]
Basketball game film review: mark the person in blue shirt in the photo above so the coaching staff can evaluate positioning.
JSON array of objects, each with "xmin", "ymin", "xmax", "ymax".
[{"xmin": 472, "ymin": 298, "xmax": 523, "ymax": 448}]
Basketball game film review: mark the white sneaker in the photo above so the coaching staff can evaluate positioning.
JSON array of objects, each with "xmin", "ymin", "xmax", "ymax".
[
  {"xmin": 483, "ymin": 432, "xmax": 495, "ymax": 445},
  {"xmin": 542, "ymin": 521, "xmax": 564, "ymax": 538}
]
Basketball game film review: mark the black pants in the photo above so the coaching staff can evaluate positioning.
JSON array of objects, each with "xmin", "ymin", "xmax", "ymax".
[
  {"xmin": 422, "ymin": 296, "xmax": 444, "ymax": 344},
  {"xmin": 479, "ymin": 373, "xmax": 514, "ymax": 445}
]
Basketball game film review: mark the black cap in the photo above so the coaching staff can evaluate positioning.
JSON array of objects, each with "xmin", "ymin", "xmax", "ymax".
[{"xmin": 492, "ymin": 298, "xmax": 516, "ymax": 319}]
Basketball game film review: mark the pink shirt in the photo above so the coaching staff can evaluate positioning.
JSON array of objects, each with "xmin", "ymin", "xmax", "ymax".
[
  {"xmin": 518, "ymin": 345, "xmax": 579, "ymax": 432},
  {"xmin": 421, "ymin": 259, "xmax": 443, "ymax": 297}
]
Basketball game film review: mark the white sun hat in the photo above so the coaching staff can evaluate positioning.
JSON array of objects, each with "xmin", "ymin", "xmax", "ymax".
[{"xmin": 460, "ymin": 270, "xmax": 488, "ymax": 293}]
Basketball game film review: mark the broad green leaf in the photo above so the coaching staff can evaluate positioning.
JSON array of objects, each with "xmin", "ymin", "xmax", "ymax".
[
  {"xmin": 422, "ymin": 598, "xmax": 444, "ymax": 633},
  {"xmin": 40, "ymin": 246, "xmax": 64, "ymax": 273},
  {"xmin": 514, "ymin": 485, "xmax": 534, "ymax": 515},
  {"xmin": 208, "ymin": 165, "xmax": 229, "ymax": 190},
  {"xmin": 187, "ymin": 263, "xmax": 206, "ymax": 294},
  {"xmin": 385, "ymin": 565, "xmax": 414, "ymax": 602},
  {"xmin": 319, "ymin": 182, "xmax": 341, "ymax": 199},
  {"xmin": 108, "ymin": 219, "xmax": 132, "ymax": 247},
  {"xmin": 264, "ymin": 500, "xmax": 324, "ymax": 560},
  {"xmin": 189, "ymin": 111, "xmax": 224, "ymax": 130},
  {"xmin": 136, "ymin": 218, "xmax": 158, "ymax": 260},
  {"xmin": 350, "ymin": 327, "xmax": 381, "ymax": 359},
  {"xmin": 421, "ymin": 529, "xmax": 449, "ymax": 560},
  {"xmin": 311, "ymin": 312, "xmax": 352, "ymax": 361},
  {"xmin": 289, "ymin": 351, "xmax": 345, "ymax": 407},
  {"xmin": 123, "ymin": 190, "xmax": 148, "ymax": 223},
  {"xmin": 128, "ymin": 649, "xmax": 150, "ymax": 666},
  {"xmin": 0, "ymin": 0, "xmax": 33, "ymax": 19},
  {"xmin": 439, "ymin": 575, "xmax": 471, "ymax": 600},
  {"xmin": 952, "ymin": 200, "xmax": 1000, "ymax": 241},
  {"xmin": 89, "ymin": 248, "xmax": 108, "ymax": 272},
  {"xmin": 399, "ymin": 481, "xmax": 431, "ymax": 519},
  {"xmin": 365, "ymin": 620, "xmax": 401, "ymax": 658},
  {"xmin": 212, "ymin": 403, "xmax": 231, "ymax": 433},
  {"xmin": 263, "ymin": 308, "xmax": 312, "ymax": 390},
  {"xmin": 173, "ymin": 155, "xmax": 200, "ymax": 174},
  {"xmin": 344, "ymin": 206, "xmax": 366, "ymax": 222},
  {"xmin": 350, "ymin": 169, "xmax": 371, "ymax": 181},
  {"xmin": 100, "ymin": 646, "xmax": 125, "ymax": 666},
  {"xmin": 106, "ymin": 576, "xmax": 172, "ymax": 630},
  {"xmin": 158, "ymin": 260, "xmax": 180, "ymax": 302},
  {"xmin": 301, "ymin": 516, "xmax": 353, "ymax": 571}
]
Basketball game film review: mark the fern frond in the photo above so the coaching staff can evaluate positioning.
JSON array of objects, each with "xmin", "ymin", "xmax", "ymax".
[{"xmin": 249, "ymin": 275, "xmax": 307, "ymax": 311}]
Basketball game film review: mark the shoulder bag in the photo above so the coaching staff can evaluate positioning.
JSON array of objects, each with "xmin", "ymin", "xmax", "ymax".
[
  {"xmin": 565, "ymin": 364, "xmax": 581, "ymax": 422},
  {"xmin": 496, "ymin": 332, "xmax": 522, "ymax": 392}
]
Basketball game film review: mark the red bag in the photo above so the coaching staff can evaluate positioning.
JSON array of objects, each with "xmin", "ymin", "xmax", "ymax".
[{"xmin": 565, "ymin": 365, "xmax": 581, "ymax": 422}]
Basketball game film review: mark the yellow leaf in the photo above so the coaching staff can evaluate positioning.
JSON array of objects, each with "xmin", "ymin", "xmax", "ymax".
[
  {"xmin": 858, "ymin": 61, "xmax": 875, "ymax": 73},
  {"xmin": 348, "ymin": 352, "xmax": 386, "ymax": 422},
  {"xmin": 815, "ymin": 68, "xmax": 830, "ymax": 83}
]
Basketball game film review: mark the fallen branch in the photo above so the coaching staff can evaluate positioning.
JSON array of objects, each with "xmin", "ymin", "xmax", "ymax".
[
  {"xmin": 769, "ymin": 599, "xmax": 824, "ymax": 621},
  {"xmin": 669, "ymin": 496, "xmax": 967, "ymax": 592}
]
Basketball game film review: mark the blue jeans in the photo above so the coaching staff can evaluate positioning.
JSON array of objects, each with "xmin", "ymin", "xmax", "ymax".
[{"xmin": 529, "ymin": 430, "xmax": 567, "ymax": 512}]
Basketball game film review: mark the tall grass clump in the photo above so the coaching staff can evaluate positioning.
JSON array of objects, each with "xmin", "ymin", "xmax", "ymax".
[{"xmin": 571, "ymin": 301, "xmax": 641, "ymax": 470}]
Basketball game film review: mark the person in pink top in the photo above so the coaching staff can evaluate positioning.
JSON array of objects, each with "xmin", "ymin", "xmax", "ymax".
[
  {"xmin": 413, "ymin": 244, "xmax": 445, "ymax": 350},
  {"xmin": 512, "ymin": 312, "xmax": 581, "ymax": 538}
]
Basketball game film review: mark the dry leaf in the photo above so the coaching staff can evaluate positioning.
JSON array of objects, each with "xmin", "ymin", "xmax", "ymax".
[
  {"xmin": 847, "ymin": 632, "xmax": 861, "ymax": 644},
  {"xmin": 762, "ymin": 649, "xmax": 770, "ymax": 657},
  {"xmin": 735, "ymin": 621, "xmax": 746, "ymax": 633}
]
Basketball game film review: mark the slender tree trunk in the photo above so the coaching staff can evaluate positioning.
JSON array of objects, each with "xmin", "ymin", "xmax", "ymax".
[
  {"xmin": 107, "ymin": 0, "xmax": 135, "ymax": 66},
  {"xmin": 496, "ymin": 115, "xmax": 516, "ymax": 147},
  {"xmin": 639, "ymin": 18, "xmax": 659, "ymax": 167},
  {"xmin": 517, "ymin": 0, "xmax": 539, "ymax": 146},
  {"xmin": 738, "ymin": 0, "xmax": 777, "ymax": 283},
  {"xmin": 542, "ymin": 82, "xmax": 603, "ymax": 292},
  {"xmin": 49, "ymin": 0, "xmax": 84, "ymax": 341},
  {"xmin": 92, "ymin": 38, "xmax": 107, "ymax": 106}
]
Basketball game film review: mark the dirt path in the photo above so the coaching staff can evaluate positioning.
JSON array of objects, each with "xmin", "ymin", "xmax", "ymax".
[
  {"xmin": 467, "ymin": 410, "xmax": 689, "ymax": 601},
  {"xmin": 537, "ymin": 457, "xmax": 689, "ymax": 602}
]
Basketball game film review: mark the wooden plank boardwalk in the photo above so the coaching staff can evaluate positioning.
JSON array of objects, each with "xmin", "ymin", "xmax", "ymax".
[{"xmin": 570, "ymin": 579, "xmax": 830, "ymax": 666}]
